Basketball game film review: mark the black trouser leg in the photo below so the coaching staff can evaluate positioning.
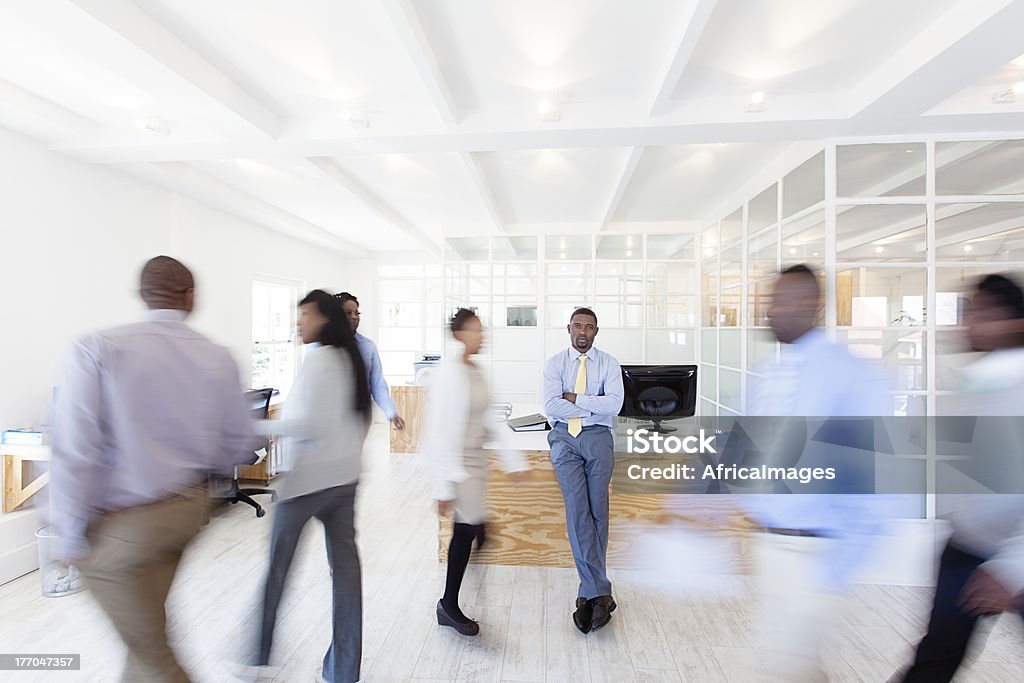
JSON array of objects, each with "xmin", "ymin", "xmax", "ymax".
[{"xmin": 900, "ymin": 543, "xmax": 986, "ymax": 683}]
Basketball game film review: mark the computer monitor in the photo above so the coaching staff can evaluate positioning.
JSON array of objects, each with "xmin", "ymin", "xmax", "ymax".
[
  {"xmin": 244, "ymin": 388, "xmax": 274, "ymax": 419},
  {"xmin": 243, "ymin": 388, "xmax": 274, "ymax": 459},
  {"xmin": 619, "ymin": 365, "xmax": 698, "ymax": 433}
]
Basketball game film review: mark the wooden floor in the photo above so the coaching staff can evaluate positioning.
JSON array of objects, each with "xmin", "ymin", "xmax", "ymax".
[{"xmin": 1, "ymin": 424, "xmax": 1022, "ymax": 682}]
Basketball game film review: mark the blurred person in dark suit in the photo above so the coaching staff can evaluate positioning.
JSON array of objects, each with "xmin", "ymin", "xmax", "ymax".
[{"xmin": 896, "ymin": 274, "xmax": 1024, "ymax": 682}]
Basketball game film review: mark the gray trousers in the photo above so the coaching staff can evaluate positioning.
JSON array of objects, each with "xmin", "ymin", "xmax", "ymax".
[
  {"xmin": 258, "ymin": 483, "xmax": 361, "ymax": 683},
  {"xmin": 548, "ymin": 423, "xmax": 614, "ymax": 599}
]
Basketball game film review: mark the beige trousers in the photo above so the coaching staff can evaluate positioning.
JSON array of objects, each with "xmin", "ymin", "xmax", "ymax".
[
  {"xmin": 78, "ymin": 487, "xmax": 210, "ymax": 683},
  {"xmin": 752, "ymin": 533, "xmax": 844, "ymax": 683}
]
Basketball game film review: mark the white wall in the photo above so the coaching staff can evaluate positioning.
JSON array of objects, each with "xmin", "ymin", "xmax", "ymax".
[{"xmin": 0, "ymin": 126, "xmax": 370, "ymax": 583}]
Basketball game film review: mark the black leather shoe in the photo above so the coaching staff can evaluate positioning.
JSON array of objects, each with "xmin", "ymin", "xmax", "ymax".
[
  {"xmin": 572, "ymin": 597, "xmax": 593, "ymax": 634},
  {"xmin": 589, "ymin": 595, "xmax": 617, "ymax": 631},
  {"xmin": 436, "ymin": 600, "xmax": 480, "ymax": 636}
]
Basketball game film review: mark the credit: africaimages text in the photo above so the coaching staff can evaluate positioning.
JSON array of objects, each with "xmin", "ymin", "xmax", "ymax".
[{"xmin": 624, "ymin": 428, "xmax": 837, "ymax": 484}]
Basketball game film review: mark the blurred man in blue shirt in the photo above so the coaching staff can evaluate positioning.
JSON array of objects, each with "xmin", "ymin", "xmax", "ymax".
[
  {"xmin": 336, "ymin": 292, "xmax": 405, "ymax": 431},
  {"xmin": 51, "ymin": 256, "xmax": 255, "ymax": 682},
  {"xmin": 542, "ymin": 307, "xmax": 624, "ymax": 633},
  {"xmin": 746, "ymin": 264, "xmax": 891, "ymax": 682}
]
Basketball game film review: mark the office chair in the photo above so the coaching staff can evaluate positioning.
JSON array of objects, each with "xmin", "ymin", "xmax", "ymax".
[{"xmin": 226, "ymin": 387, "xmax": 278, "ymax": 517}]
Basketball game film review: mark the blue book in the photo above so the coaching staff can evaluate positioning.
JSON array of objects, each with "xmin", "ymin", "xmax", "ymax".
[{"xmin": 2, "ymin": 429, "xmax": 44, "ymax": 446}]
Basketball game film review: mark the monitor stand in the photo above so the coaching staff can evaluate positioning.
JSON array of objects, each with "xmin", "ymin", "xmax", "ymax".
[{"xmin": 638, "ymin": 418, "xmax": 677, "ymax": 433}]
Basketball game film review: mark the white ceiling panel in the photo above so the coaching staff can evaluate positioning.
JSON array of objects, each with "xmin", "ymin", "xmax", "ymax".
[
  {"xmin": 416, "ymin": 0, "xmax": 685, "ymax": 109},
  {"xmin": 133, "ymin": 0, "xmax": 434, "ymax": 118},
  {"xmin": 672, "ymin": 0, "xmax": 960, "ymax": 101},
  {"xmin": 614, "ymin": 143, "xmax": 790, "ymax": 222},
  {"xmin": 475, "ymin": 147, "xmax": 631, "ymax": 225},
  {"xmin": 331, "ymin": 152, "xmax": 493, "ymax": 235},
  {"xmin": 188, "ymin": 158, "xmax": 418, "ymax": 250}
]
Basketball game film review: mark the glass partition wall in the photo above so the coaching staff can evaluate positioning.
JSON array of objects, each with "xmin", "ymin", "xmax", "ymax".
[
  {"xmin": 445, "ymin": 234, "xmax": 697, "ymax": 406},
  {"xmin": 700, "ymin": 136, "xmax": 1024, "ymax": 520},
  {"xmin": 699, "ymin": 137, "xmax": 1024, "ymax": 420}
]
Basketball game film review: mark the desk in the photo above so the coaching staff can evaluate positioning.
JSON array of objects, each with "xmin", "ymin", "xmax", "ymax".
[
  {"xmin": 389, "ymin": 385, "xmax": 424, "ymax": 453},
  {"xmin": 237, "ymin": 402, "xmax": 281, "ymax": 483},
  {"xmin": 2, "ymin": 401, "xmax": 283, "ymax": 509},
  {"xmin": 1, "ymin": 443, "xmax": 50, "ymax": 513},
  {"xmin": 436, "ymin": 421, "xmax": 756, "ymax": 569}
]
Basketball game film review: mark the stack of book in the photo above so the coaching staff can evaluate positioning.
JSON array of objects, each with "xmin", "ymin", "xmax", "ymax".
[
  {"xmin": 1, "ymin": 428, "xmax": 46, "ymax": 446},
  {"xmin": 506, "ymin": 413, "xmax": 551, "ymax": 432}
]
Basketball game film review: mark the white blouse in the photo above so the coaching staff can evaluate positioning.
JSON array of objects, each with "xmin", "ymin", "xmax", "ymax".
[{"xmin": 419, "ymin": 342, "xmax": 527, "ymax": 500}]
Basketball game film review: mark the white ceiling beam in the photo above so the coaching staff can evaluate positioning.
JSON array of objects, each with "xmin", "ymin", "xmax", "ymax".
[
  {"xmin": 380, "ymin": 0, "xmax": 458, "ymax": 126},
  {"xmin": 128, "ymin": 162, "xmax": 367, "ymax": 255},
  {"xmin": 933, "ymin": 214, "xmax": 1024, "ymax": 250},
  {"xmin": 305, "ymin": 157, "xmax": 441, "ymax": 257},
  {"xmin": 600, "ymin": 147, "xmax": 646, "ymax": 229},
  {"xmin": 848, "ymin": 0, "xmax": 1024, "ymax": 123},
  {"xmin": 54, "ymin": 115, "xmax": 848, "ymax": 163},
  {"xmin": 648, "ymin": 0, "xmax": 719, "ymax": 117},
  {"xmin": 459, "ymin": 152, "xmax": 504, "ymax": 232},
  {"xmin": 0, "ymin": 79, "xmax": 101, "ymax": 136},
  {"xmin": 40, "ymin": 0, "xmax": 280, "ymax": 138}
]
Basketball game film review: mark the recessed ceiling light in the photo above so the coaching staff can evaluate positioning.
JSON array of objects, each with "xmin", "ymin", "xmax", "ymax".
[
  {"xmin": 745, "ymin": 92, "xmax": 767, "ymax": 113},
  {"xmin": 788, "ymin": 247, "xmax": 796, "ymax": 255},
  {"xmin": 538, "ymin": 99, "xmax": 560, "ymax": 122},
  {"xmin": 905, "ymin": 149, "xmax": 914, "ymax": 153},
  {"xmin": 812, "ymin": 251, "xmax": 819, "ymax": 256},
  {"xmin": 1014, "ymin": 82, "xmax": 1024, "ymax": 94},
  {"xmin": 874, "ymin": 246, "xmax": 885, "ymax": 253},
  {"xmin": 133, "ymin": 118, "xmax": 170, "ymax": 136},
  {"xmin": 625, "ymin": 250, "xmax": 633, "ymax": 257},
  {"xmin": 339, "ymin": 108, "xmax": 370, "ymax": 128},
  {"xmin": 963, "ymin": 244, "xmax": 974, "ymax": 252}
]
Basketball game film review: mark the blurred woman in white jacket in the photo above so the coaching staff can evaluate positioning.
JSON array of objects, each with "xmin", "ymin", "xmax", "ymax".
[{"xmin": 420, "ymin": 308, "xmax": 529, "ymax": 636}]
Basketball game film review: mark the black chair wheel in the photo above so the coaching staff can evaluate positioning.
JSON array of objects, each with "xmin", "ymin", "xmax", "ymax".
[{"xmin": 256, "ymin": 507, "xmax": 266, "ymax": 518}]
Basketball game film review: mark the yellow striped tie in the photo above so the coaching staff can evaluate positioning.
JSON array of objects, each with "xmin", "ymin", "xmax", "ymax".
[{"xmin": 568, "ymin": 355, "xmax": 587, "ymax": 437}]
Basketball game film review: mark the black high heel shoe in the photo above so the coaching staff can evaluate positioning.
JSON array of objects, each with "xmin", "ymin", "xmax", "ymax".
[{"xmin": 436, "ymin": 599, "xmax": 480, "ymax": 636}]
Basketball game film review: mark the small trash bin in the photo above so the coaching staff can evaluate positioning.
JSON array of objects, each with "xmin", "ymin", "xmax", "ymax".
[{"xmin": 35, "ymin": 526, "xmax": 86, "ymax": 598}]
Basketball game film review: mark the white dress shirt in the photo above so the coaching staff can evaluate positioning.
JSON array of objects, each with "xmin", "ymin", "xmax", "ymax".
[
  {"xmin": 542, "ymin": 346, "xmax": 624, "ymax": 430},
  {"xmin": 50, "ymin": 309, "xmax": 255, "ymax": 560},
  {"xmin": 939, "ymin": 347, "xmax": 1024, "ymax": 595}
]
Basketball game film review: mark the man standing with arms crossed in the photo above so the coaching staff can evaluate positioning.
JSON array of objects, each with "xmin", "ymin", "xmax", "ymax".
[
  {"xmin": 335, "ymin": 292, "xmax": 405, "ymax": 431},
  {"xmin": 50, "ymin": 256, "xmax": 256, "ymax": 682},
  {"xmin": 542, "ymin": 307, "xmax": 624, "ymax": 633}
]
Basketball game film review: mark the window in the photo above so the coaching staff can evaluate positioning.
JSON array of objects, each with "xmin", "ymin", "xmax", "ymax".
[
  {"xmin": 252, "ymin": 279, "xmax": 298, "ymax": 395},
  {"xmin": 378, "ymin": 263, "xmax": 444, "ymax": 387}
]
